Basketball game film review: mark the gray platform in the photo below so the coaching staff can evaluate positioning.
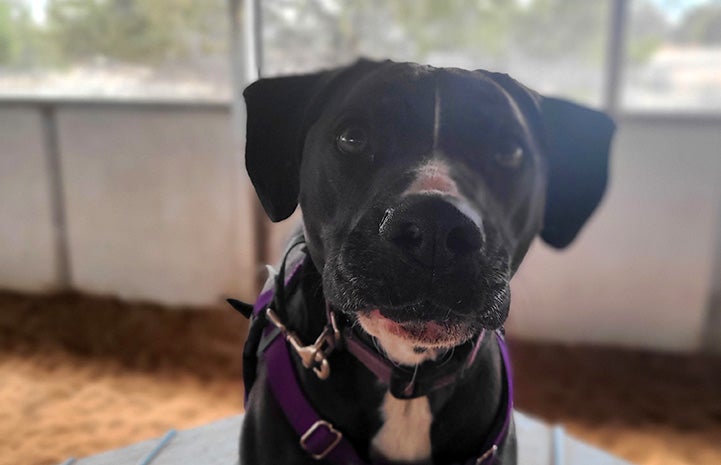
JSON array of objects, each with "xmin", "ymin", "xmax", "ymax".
[{"xmin": 72, "ymin": 411, "xmax": 632, "ymax": 465}]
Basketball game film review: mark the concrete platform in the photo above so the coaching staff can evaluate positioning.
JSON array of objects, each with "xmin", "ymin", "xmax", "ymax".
[{"xmin": 72, "ymin": 411, "xmax": 633, "ymax": 465}]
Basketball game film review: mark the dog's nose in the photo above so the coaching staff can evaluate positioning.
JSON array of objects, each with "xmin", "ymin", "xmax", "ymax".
[{"xmin": 379, "ymin": 195, "xmax": 482, "ymax": 269}]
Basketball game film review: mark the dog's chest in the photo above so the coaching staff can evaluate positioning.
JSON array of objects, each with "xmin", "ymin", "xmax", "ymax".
[{"xmin": 371, "ymin": 393, "xmax": 433, "ymax": 462}]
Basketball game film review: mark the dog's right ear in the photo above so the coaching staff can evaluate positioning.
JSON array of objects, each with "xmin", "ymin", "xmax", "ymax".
[{"xmin": 243, "ymin": 71, "xmax": 332, "ymax": 222}]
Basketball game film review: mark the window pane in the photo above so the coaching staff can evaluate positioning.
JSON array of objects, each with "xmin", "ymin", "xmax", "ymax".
[
  {"xmin": 262, "ymin": 0, "xmax": 610, "ymax": 107},
  {"xmin": 0, "ymin": 0, "xmax": 230, "ymax": 100},
  {"xmin": 623, "ymin": 0, "xmax": 721, "ymax": 113}
]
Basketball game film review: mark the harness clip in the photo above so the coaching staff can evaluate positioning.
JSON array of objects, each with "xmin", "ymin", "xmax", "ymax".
[
  {"xmin": 266, "ymin": 308, "xmax": 340, "ymax": 380},
  {"xmin": 476, "ymin": 444, "xmax": 498, "ymax": 464}
]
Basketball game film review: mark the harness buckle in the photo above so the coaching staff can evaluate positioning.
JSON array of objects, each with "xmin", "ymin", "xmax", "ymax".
[
  {"xmin": 266, "ymin": 308, "xmax": 339, "ymax": 380},
  {"xmin": 299, "ymin": 420, "xmax": 343, "ymax": 460}
]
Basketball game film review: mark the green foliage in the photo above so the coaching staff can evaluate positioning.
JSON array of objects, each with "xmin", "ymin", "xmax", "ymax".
[
  {"xmin": 262, "ymin": 0, "xmax": 610, "ymax": 70},
  {"xmin": 511, "ymin": 0, "xmax": 607, "ymax": 62},
  {"xmin": 381, "ymin": 0, "xmax": 610, "ymax": 67},
  {"xmin": 628, "ymin": 36, "xmax": 664, "ymax": 64},
  {"xmin": 675, "ymin": 2, "xmax": 721, "ymax": 44},
  {"xmin": 0, "ymin": 1, "xmax": 44, "ymax": 67},
  {"xmin": 0, "ymin": 2, "xmax": 16, "ymax": 64},
  {"xmin": 3, "ymin": 0, "xmax": 721, "ymax": 74},
  {"xmin": 45, "ymin": 0, "xmax": 227, "ymax": 65},
  {"xmin": 1, "ymin": 0, "xmax": 227, "ymax": 70},
  {"xmin": 387, "ymin": 0, "xmax": 519, "ymax": 58},
  {"xmin": 626, "ymin": 0, "xmax": 671, "ymax": 66}
]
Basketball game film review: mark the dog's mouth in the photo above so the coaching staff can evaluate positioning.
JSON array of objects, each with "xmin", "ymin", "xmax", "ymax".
[
  {"xmin": 369, "ymin": 309, "xmax": 466, "ymax": 344},
  {"xmin": 324, "ymin": 230, "xmax": 512, "ymax": 364},
  {"xmin": 355, "ymin": 306, "xmax": 477, "ymax": 365}
]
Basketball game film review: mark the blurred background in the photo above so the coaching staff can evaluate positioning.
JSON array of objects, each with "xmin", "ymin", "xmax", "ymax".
[{"xmin": 1, "ymin": 0, "xmax": 720, "ymax": 464}]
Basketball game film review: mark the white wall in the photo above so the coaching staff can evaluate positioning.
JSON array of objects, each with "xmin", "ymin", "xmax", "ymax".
[
  {"xmin": 0, "ymin": 101, "xmax": 257, "ymax": 306},
  {"xmin": 0, "ymin": 106, "xmax": 58, "ymax": 292},
  {"xmin": 1, "ymin": 101, "xmax": 719, "ymax": 349},
  {"xmin": 508, "ymin": 116, "xmax": 721, "ymax": 351},
  {"xmin": 57, "ymin": 104, "xmax": 257, "ymax": 306}
]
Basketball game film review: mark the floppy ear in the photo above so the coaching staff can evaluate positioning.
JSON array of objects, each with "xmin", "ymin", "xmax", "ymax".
[
  {"xmin": 539, "ymin": 98, "xmax": 615, "ymax": 248},
  {"xmin": 243, "ymin": 59, "xmax": 385, "ymax": 222},
  {"xmin": 243, "ymin": 71, "xmax": 332, "ymax": 222}
]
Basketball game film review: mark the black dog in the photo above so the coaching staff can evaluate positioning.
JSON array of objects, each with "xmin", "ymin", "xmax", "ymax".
[{"xmin": 238, "ymin": 59, "xmax": 614, "ymax": 465}]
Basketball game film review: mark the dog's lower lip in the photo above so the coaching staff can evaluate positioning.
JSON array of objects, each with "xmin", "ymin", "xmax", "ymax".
[{"xmin": 367, "ymin": 309, "xmax": 454, "ymax": 342}]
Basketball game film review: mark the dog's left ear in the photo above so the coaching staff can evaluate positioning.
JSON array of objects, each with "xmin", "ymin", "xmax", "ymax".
[
  {"xmin": 243, "ymin": 71, "xmax": 332, "ymax": 222},
  {"xmin": 487, "ymin": 72, "xmax": 616, "ymax": 249},
  {"xmin": 538, "ymin": 97, "xmax": 615, "ymax": 248}
]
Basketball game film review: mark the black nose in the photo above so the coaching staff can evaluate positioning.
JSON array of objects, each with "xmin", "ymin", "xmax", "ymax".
[{"xmin": 379, "ymin": 195, "xmax": 482, "ymax": 269}]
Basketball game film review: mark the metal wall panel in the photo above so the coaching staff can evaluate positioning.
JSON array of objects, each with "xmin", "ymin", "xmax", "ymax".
[
  {"xmin": 0, "ymin": 106, "xmax": 58, "ymax": 291},
  {"xmin": 56, "ymin": 104, "xmax": 255, "ymax": 306},
  {"xmin": 509, "ymin": 116, "xmax": 721, "ymax": 351}
]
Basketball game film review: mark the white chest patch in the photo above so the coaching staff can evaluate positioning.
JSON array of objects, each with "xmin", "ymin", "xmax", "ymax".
[{"xmin": 371, "ymin": 393, "xmax": 433, "ymax": 462}]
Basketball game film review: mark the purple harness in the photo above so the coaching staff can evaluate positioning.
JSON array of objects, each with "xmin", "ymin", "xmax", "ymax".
[{"xmin": 234, "ymin": 250, "xmax": 514, "ymax": 465}]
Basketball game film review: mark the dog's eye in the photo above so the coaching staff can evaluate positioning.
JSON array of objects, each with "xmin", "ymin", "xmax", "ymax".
[
  {"xmin": 494, "ymin": 146, "xmax": 524, "ymax": 169},
  {"xmin": 336, "ymin": 125, "xmax": 368, "ymax": 155}
]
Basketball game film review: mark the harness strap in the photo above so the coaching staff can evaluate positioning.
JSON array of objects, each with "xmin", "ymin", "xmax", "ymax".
[
  {"xmin": 262, "ymin": 322, "xmax": 512, "ymax": 465},
  {"xmin": 239, "ymin": 253, "xmax": 305, "ymax": 404},
  {"xmin": 476, "ymin": 331, "xmax": 514, "ymax": 465},
  {"xmin": 233, "ymin": 241, "xmax": 514, "ymax": 464},
  {"xmin": 264, "ymin": 323, "xmax": 367, "ymax": 463}
]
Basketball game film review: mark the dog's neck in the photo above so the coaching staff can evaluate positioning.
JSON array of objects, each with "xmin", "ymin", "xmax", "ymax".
[{"xmin": 282, "ymin": 259, "xmax": 505, "ymax": 464}]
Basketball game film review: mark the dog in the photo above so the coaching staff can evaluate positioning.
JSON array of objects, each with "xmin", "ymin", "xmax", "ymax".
[{"xmin": 237, "ymin": 59, "xmax": 614, "ymax": 465}]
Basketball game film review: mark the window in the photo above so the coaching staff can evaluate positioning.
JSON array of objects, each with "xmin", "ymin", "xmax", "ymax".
[
  {"xmin": 3, "ymin": 0, "xmax": 719, "ymax": 113},
  {"xmin": 0, "ymin": 0, "xmax": 230, "ymax": 100},
  {"xmin": 623, "ymin": 0, "xmax": 721, "ymax": 113},
  {"xmin": 261, "ymin": 0, "xmax": 610, "ymax": 107}
]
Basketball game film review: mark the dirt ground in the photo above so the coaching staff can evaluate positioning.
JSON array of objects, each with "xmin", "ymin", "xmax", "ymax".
[{"xmin": 1, "ymin": 290, "xmax": 720, "ymax": 465}]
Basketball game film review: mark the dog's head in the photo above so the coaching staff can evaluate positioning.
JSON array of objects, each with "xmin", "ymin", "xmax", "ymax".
[{"xmin": 244, "ymin": 59, "xmax": 614, "ymax": 364}]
